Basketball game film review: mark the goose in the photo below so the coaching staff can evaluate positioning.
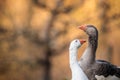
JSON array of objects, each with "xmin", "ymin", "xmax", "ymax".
[
  {"xmin": 69, "ymin": 39, "xmax": 88, "ymax": 80},
  {"xmin": 78, "ymin": 24, "xmax": 120, "ymax": 80}
]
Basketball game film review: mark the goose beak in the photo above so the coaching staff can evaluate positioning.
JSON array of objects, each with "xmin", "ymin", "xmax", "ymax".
[
  {"xmin": 78, "ymin": 24, "xmax": 87, "ymax": 31},
  {"xmin": 80, "ymin": 39, "xmax": 86, "ymax": 44}
]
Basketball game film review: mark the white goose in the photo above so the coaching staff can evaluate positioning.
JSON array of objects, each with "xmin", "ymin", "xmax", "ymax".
[
  {"xmin": 78, "ymin": 24, "xmax": 120, "ymax": 80},
  {"xmin": 69, "ymin": 39, "xmax": 88, "ymax": 80}
]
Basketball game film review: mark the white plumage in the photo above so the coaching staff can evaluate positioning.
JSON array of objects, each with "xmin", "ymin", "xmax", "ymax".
[{"xmin": 69, "ymin": 39, "xmax": 88, "ymax": 80}]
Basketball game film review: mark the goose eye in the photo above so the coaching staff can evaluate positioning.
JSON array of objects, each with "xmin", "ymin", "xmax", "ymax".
[{"xmin": 75, "ymin": 40, "xmax": 77, "ymax": 42}]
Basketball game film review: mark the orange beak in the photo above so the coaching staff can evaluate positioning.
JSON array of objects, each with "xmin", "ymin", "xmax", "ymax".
[
  {"xmin": 78, "ymin": 24, "xmax": 87, "ymax": 31},
  {"xmin": 80, "ymin": 39, "xmax": 86, "ymax": 44}
]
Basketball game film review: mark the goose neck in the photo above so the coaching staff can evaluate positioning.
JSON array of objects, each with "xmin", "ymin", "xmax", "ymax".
[{"xmin": 69, "ymin": 48, "xmax": 78, "ymax": 66}]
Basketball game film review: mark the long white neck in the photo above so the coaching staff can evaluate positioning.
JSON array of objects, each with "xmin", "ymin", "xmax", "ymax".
[
  {"xmin": 69, "ymin": 48, "xmax": 78, "ymax": 68},
  {"xmin": 69, "ymin": 48, "xmax": 89, "ymax": 80}
]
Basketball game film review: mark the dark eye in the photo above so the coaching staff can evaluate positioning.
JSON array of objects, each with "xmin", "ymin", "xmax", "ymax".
[{"xmin": 75, "ymin": 40, "xmax": 77, "ymax": 42}]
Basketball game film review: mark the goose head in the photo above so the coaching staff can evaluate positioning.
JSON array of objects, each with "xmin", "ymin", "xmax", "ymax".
[
  {"xmin": 69, "ymin": 39, "xmax": 86, "ymax": 50},
  {"xmin": 78, "ymin": 24, "xmax": 98, "ymax": 37}
]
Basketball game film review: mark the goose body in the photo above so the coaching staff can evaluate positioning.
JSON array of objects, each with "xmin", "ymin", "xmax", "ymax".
[
  {"xmin": 69, "ymin": 39, "xmax": 88, "ymax": 80},
  {"xmin": 78, "ymin": 24, "xmax": 120, "ymax": 80}
]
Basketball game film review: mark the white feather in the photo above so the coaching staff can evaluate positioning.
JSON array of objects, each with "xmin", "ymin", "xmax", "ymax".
[
  {"xmin": 69, "ymin": 39, "xmax": 88, "ymax": 80},
  {"xmin": 95, "ymin": 75, "xmax": 120, "ymax": 80}
]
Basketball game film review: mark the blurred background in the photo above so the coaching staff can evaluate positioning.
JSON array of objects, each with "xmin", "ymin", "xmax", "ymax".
[{"xmin": 0, "ymin": 0, "xmax": 120, "ymax": 80}]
